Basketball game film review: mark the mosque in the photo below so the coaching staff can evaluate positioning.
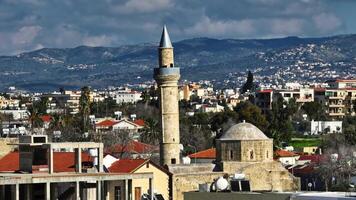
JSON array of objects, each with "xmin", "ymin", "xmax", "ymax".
[{"xmin": 154, "ymin": 26, "xmax": 300, "ymax": 200}]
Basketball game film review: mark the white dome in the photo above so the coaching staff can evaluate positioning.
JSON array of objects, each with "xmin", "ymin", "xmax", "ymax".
[{"xmin": 220, "ymin": 122, "xmax": 269, "ymax": 140}]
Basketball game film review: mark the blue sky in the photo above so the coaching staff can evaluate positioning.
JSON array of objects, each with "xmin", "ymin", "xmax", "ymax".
[{"xmin": 0, "ymin": 0, "xmax": 355, "ymax": 55}]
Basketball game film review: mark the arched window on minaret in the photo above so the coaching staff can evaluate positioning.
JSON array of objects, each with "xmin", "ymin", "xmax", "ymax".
[{"xmin": 250, "ymin": 150, "xmax": 254, "ymax": 160}]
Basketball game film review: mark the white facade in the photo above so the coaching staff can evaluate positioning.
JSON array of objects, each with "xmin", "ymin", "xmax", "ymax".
[
  {"xmin": 278, "ymin": 156, "xmax": 299, "ymax": 165},
  {"xmin": 115, "ymin": 91, "xmax": 142, "ymax": 104},
  {"xmin": 310, "ymin": 120, "xmax": 342, "ymax": 135}
]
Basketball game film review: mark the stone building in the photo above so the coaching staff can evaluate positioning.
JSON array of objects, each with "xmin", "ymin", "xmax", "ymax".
[{"xmin": 216, "ymin": 122, "xmax": 273, "ymax": 163}]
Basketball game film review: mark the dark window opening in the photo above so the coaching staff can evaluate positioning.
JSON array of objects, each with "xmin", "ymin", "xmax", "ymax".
[
  {"xmin": 171, "ymin": 158, "xmax": 176, "ymax": 164},
  {"xmin": 250, "ymin": 150, "xmax": 254, "ymax": 160},
  {"xmin": 230, "ymin": 150, "xmax": 234, "ymax": 160}
]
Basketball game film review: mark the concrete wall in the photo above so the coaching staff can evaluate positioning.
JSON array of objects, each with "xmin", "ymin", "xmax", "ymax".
[
  {"xmin": 134, "ymin": 163, "xmax": 170, "ymax": 200},
  {"xmin": 184, "ymin": 192, "xmax": 292, "ymax": 200},
  {"xmin": 0, "ymin": 138, "xmax": 17, "ymax": 158}
]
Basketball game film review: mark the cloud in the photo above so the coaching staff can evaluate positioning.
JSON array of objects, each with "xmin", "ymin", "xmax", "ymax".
[
  {"xmin": 114, "ymin": 0, "xmax": 173, "ymax": 14},
  {"xmin": 184, "ymin": 16, "xmax": 255, "ymax": 37},
  {"xmin": 11, "ymin": 25, "xmax": 42, "ymax": 45},
  {"xmin": 82, "ymin": 35, "xmax": 116, "ymax": 47},
  {"xmin": 0, "ymin": 0, "xmax": 352, "ymax": 55},
  {"xmin": 313, "ymin": 13, "xmax": 342, "ymax": 33}
]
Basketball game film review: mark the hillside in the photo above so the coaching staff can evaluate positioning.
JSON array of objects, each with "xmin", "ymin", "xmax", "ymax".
[{"xmin": 0, "ymin": 34, "xmax": 355, "ymax": 91}]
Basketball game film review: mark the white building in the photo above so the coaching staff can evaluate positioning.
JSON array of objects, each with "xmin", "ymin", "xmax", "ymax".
[
  {"xmin": 310, "ymin": 120, "xmax": 342, "ymax": 135},
  {"xmin": 115, "ymin": 91, "xmax": 142, "ymax": 104}
]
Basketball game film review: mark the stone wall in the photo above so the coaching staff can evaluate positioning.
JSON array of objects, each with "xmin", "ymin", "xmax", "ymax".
[
  {"xmin": 172, "ymin": 172, "xmax": 225, "ymax": 200},
  {"xmin": 158, "ymin": 48, "xmax": 174, "ymax": 67},
  {"xmin": 240, "ymin": 140, "xmax": 273, "ymax": 162}
]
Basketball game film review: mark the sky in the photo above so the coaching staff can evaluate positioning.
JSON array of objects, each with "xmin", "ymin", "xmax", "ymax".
[{"xmin": 0, "ymin": 0, "xmax": 355, "ymax": 55}]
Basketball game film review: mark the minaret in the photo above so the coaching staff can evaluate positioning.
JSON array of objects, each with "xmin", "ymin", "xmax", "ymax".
[{"xmin": 154, "ymin": 26, "xmax": 181, "ymax": 166}]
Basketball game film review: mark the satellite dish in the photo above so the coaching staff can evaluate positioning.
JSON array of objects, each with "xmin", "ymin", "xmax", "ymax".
[{"xmin": 215, "ymin": 177, "xmax": 229, "ymax": 191}]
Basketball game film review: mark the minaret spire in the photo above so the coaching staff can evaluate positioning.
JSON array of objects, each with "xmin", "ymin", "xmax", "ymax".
[{"xmin": 159, "ymin": 25, "xmax": 173, "ymax": 48}]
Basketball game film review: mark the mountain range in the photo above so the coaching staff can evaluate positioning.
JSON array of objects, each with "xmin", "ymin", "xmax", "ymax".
[{"xmin": 0, "ymin": 34, "xmax": 355, "ymax": 92}]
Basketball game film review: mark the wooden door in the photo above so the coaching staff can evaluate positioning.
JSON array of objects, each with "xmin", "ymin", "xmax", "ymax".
[{"xmin": 134, "ymin": 187, "xmax": 141, "ymax": 200}]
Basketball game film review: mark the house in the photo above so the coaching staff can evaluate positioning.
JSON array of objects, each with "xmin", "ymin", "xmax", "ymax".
[
  {"xmin": 95, "ymin": 119, "xmax": 144, "ymax": 135},
  {"xmin": 188, "ymin": 148, "xmax": 216, "ymax": 163},
  {"xmin": 275, "ymin": 149, "xmax": 300, "ymax": 166},
  {"xmin": 310, "ymin": 120, "xmax": 342, "ymax": 135},
  {"xmin": 115, "ymin": 91, "xmax": 142, "ymax": 104},
  {"xmin": 108, "ymin": 159, "xmax": 171, "ymax": 200},
  {"xmin": 41, "ymin": 115, "xmax": 52, "ymax": 129}
]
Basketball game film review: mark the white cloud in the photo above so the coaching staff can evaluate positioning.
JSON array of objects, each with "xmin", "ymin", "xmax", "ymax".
[
  {"xmin": 82, "ymin": 35, "xmax": 116, "ymax": 47},
  {"xmin": 185, "ymin": 16, "xmax": 255, "ymax": 37},
  {"xmin": 11, "ymin": 25, "xmax": 42, "ymax": 45},
  {"xmin": 313, "ymin": 13, "xmax": 342, "ymax": 33},
  {"xmin": 270, "ymin": 18, "xmax": 304, "ymax": 35},
  {"xmin": 114, "ymin": 0, "xmax": 173, "ymax": 14}
]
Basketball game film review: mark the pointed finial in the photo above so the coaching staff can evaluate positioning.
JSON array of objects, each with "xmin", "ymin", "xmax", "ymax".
[{"xmin": 159, "ymin": 25, "xmax": 173, "ymax": 48}]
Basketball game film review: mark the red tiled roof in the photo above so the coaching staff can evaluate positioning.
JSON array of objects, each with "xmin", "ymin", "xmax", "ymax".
[
  {"xmin": 257, "ymin": 89, "xmax": 273, "ymax": 93},
  {"xmin": 334, "ymin": 79, "xmax": 356, "ymax": 83},
  {"xmin": 0, "ymin": 152, "xmax": 93, "ymax": 173},
  {"xmin": 298, "ymin": 154, "xmax": 322, "ymax": 164},
  {"xmin": 105, "ymin": 140, "xmax": 158, "ymax": 155},
  {"xmin": 188, "ymin": 148, "xmax": 216, "ymax": 159},
  {"xmin": 41, "ymin": 115, "xmax": 52, "ymax": 123},
  {"xmin": 108, "ymin": 159, "xmax": 147, "ymax": 173},
  {"xmin": 96, "ymin": 119, "xmax": 118, "ymax": 127},
  {"xmin": 133, "ymin": 119, "xmax": 145, "ymax": 127},
  {"xmin": 275, "ymin": 150, "xmax": 299, "ymax": 158}
]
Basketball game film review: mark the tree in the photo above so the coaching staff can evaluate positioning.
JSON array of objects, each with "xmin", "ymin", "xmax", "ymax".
[
  {"xmin": 27, "ymin": 105, "xmax": 43, "ymax": 133},
  {"xmin": 234, "ymin": 101, "xmax": 269, "ymax": 132},
  {"xmin": 79, "ymin": 86, "xmax": 91, "ymax": 132},
  {"xmin": 140, "ymin": 118, "xmax": 160, "ymax": 145},
  {"xmin": 301, "ymin": 101, "xmax": 327, "ymax": 121},
  {"xmin": 241, "ymin": 71, "xmax": 255, "ymax": 94},
  {"xmin": 267, "ymin": 95, "xmax": 296, "ymax": 146}
]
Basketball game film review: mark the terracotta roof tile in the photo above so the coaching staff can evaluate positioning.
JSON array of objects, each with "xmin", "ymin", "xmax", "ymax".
[
  {"xmin": 275, "ymin": 150, "xmax": 299, "ymax": 158},
  {"xmin": 96, "ymin": 119, "xmax": 118, "ymax": 127},
  {"xmin": 0, "ymin": 152, "xmax": 93, "ymax": 173},
  {"xmin": 41, "ymin": 115, "xmax": 52, "ymax": 123},
  {"xmin": 188, "ymin": 148, "xmax": 216, "ymax": 159},
  {"xmin": 108, "ymin": 159, "xmax": 147, "ymax": 173},
  {"xmin": 105, "ymin": 140, "xmax": 158, "ymax": 155},
  {"xmin": 133, "ymin": 119, "xmax": 145, "ymax": 126}
]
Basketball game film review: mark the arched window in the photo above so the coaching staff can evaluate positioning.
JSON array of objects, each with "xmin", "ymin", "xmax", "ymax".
[{"xmin": 230, "ymin": 150, "xmax": 234, "ymax": 160}]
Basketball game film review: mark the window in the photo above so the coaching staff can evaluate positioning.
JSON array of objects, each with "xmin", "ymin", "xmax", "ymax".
[
  {"xmin": 230, "ymin": 150, "xmax": 234, "ymax": 160},
  {"xmin": 114, "ymin": 186, "xmax": 121, "ymax": 200},
  {"xmin": 250, "ymin": 150, "xmax": 254, "ymax": 160},
  {"xmin": 266, "ymin": 151, "xmax": 269, "ymax": 159},
  {"xmin": 171, "ymin": 158, "xmax": 176, "ymax": 164}
]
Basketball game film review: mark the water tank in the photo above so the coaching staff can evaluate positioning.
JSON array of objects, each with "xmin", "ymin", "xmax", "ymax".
[
  {"xmin": 182, "ymin": 156, "xmax": 191, "ymax": 164},
  {"xmin": 215, "ymin": 177, "xmax": 229, "ymax": 191}
]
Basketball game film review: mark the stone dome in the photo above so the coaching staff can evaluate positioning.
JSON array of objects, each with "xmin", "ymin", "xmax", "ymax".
[{"xmin": 219, "ymin": 122, "xmax": 269, "ymax": 140}]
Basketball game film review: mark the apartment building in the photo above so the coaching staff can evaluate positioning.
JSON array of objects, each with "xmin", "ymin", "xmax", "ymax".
[{"xmin": 0, "ymin": 135, "xmax": 154, "ymax": 200}]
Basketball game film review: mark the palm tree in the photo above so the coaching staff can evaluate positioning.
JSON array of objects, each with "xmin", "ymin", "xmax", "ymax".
[
  {"xmin": 28, "ymin": 106, "xmax": 43, "ymax": 133},
  {"xmin": 141, "ymin": 118, "xmax": 160, "ymax": 145}
]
